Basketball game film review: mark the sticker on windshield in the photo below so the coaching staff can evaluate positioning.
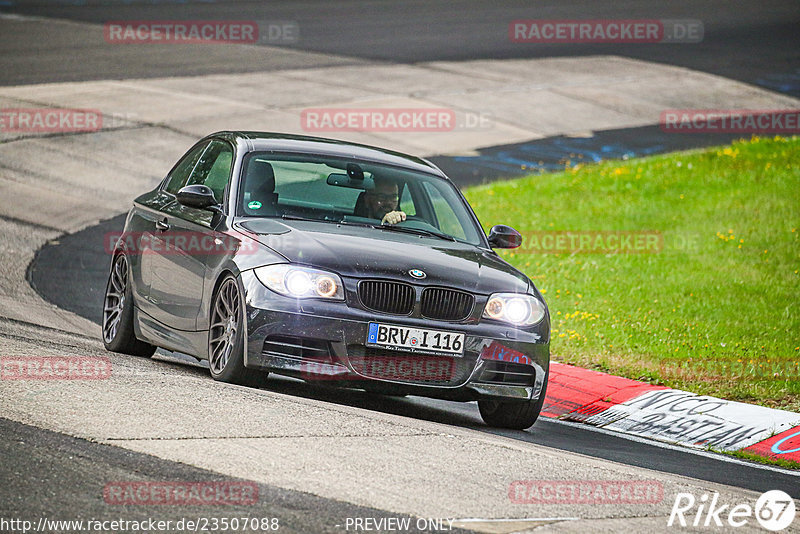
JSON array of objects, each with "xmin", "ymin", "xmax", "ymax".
[{"xmin": 248, "ymin": 200, "xmax": 262, "ymax": 210}]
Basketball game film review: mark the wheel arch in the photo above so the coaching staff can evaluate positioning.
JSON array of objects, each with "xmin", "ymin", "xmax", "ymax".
[
  {"xmin": 206, "ymin": 268, "xmax": 248, "ymax": 363},
  {"xmin": 206, "ymin": 268, "xmax": 261, "ymax": 383},
  {"xmin": 210, "ymin": 268, "xmax": 237, "ymax": 304}
]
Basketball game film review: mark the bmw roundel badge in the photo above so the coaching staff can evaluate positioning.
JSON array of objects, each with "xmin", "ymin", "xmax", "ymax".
[{"xmin": 409, "ymin": 269, "xmax": 426, "ymax": 279}]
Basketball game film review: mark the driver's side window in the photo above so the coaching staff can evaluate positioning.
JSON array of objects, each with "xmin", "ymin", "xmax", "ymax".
[
  {"xmin": 186, "ymin": 140, "xmax": 234, "ymax": 204},
  {"xmin": 164, "ymin": 142, "xmax": 209, "ymax": 195}
]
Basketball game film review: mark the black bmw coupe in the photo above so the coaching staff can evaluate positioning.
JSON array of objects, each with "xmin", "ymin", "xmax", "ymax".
[{"xmin": 103, "ymin": 132, "xmax": 550, "ymax": 429}]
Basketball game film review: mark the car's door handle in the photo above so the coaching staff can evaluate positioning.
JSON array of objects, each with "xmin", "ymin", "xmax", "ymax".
[{"xmin": 156, "ymin": 219, "xmax": 170, "ymax": 231}]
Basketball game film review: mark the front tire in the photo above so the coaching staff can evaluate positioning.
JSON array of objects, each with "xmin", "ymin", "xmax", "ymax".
[
  {"xmin": 102, "ymin": 252, "xmax": 156, "ymax": 357},
  {"xmin": 478, "ymin": 368, "xmax": 549, "ymax": 430},
  {"xmin": 208, "ymin": 275, "xmax": 267, "ymax": 388}
]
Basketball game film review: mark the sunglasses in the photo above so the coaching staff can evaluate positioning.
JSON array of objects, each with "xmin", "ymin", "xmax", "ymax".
[{"xmin": 367, "ymin": 193, "xmax": 399, "ymax": 202}]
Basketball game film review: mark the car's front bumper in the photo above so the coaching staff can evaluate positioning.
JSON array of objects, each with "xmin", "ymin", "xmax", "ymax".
[{"xmin": 240, "ymin": 271, "xmax": 549, "ymax": 402}]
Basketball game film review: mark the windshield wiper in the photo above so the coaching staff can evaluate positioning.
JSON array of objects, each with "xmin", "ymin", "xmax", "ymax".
[
  {"xmin": 281, "ymin": 214, "xmax": 378, "ymax": 229},
  {"xmin": 337, "ymin": 220, "xmax": 379, "ymax": 229},
  {"xmin": 280, "ymin": 214, "xmax": 453, "ymax": 241},
  {"xmin": 377, "ymin": 224, "xmax": 456, "ymax": 242},
  {"xmin": 280, "ymin": 214, "xmax": 319, "ymax": 222}
]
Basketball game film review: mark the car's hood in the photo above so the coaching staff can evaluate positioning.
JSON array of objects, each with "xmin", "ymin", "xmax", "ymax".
[{"xmin": 234, "ymin": 218, "xmax": 529, "ymax": 294}]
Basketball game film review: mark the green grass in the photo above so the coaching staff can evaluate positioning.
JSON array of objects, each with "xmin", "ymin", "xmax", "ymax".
[
  {"xmin": 720, "ymin": 448, "xmax": 800, "ymax": 470},
  {"xmin": 464, "ymin": 136, "xmax": 800, "ymax": 411}
]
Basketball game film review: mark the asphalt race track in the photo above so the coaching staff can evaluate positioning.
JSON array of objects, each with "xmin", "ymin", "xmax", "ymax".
[
  {"xmin": 1, "ymin": 417, "xmax": 462, "ymax": 534},
  {"xmin": 1, "ymin": 0, "xmax": 799, "ymax": 96},
  {"xmin": 2, "ymin": 1, "xmax": 800, "ymax": 532}
]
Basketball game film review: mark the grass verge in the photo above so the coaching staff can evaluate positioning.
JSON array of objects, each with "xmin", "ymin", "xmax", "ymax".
[
  {"xmin": 464, "ymin": 136, "xmax": 799, "ymax": 412},
  {"xmin": 719, "ymin": 448, "xmax": 800, "ymax": 470}
]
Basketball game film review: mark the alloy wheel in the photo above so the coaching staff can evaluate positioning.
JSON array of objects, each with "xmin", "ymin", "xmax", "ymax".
[
  {"xmin": 209, "ymin": 278, "xmax": 240, "ymax": 374},
  {"xmin": 102, "ymin": 254, "xmax": 128, "ymax": 344}
]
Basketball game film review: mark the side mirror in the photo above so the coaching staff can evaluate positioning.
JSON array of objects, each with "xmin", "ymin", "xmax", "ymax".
[
  {"xmin": 176, "ymin": 184, "xmax": 219, "ymax": 210},
  {"xmin": 488, "ymin": 224, "xmax": 522, "ymax": 249}
]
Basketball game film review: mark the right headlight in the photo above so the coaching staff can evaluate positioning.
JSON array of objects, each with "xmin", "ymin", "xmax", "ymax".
[
  {"xmin": 254, "ymin": 264, "xmax": 344, "ymax": 300},
  {"xmin": 482, "ymin": 293, "xmax": 546, "ymax": 326}
]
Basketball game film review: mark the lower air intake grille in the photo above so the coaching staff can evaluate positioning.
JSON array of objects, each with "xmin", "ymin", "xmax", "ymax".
[
  {"xmin": 478, "ymin": 360, "xmax": 536, "ymax": 386},
  {"xmin": 262, "ymin": 335, "xmax": 331, "ymax": 361},
  {"xmin": 358, "ymin": 280, "xmax": 415, "ymax": 315},
  {"xmin": 348, "ymin": 345, "xmax": 471, "ymax": 386}
]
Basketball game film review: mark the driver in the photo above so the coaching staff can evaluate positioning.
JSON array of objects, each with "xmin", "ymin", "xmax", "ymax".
[{"xmin": 364, "ymin": 178, "xmax": 407, "ymax": 225}]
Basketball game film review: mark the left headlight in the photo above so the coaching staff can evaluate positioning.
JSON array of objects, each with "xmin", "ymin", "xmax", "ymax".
[
  {"xmin": 482, "ymin": 293, "xmax": 546, "ymax": 326},
  {"xmin": 254, "ymin": 264, "xmax": 344, "ymax": 300}
]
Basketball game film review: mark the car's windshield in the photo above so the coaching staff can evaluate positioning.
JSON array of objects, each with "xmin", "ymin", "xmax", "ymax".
[{"xmin": 237, "ymin": 152, "xmax": 484, "ymax": 245}]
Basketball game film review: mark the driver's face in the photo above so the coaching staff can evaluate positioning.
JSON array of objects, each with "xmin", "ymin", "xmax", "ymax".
[{"xmin": 365, "ymin": 183, "xmax": 399, "ymax": 219}]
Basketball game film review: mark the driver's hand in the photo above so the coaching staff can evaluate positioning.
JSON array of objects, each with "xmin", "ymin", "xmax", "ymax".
[{"xmin": 381, "ymin": 210, "xmax": 407, "ymax": 225}]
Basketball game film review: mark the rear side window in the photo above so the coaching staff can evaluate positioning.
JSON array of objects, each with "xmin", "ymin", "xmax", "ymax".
[{"xmin": 164, "ymin": 142, "xmax": 208, "ymax": 194}]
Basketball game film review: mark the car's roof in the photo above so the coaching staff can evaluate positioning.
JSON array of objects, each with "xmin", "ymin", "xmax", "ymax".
[{"xmin": 207, "ymin": 131, "xmax": 447, "ymax": 178}]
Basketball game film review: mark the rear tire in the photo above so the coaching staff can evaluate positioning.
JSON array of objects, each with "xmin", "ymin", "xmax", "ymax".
[
  {"xmin": 478, "ymin": 368, "xmax": 549, "ymax": 430},
  {"xmin": 208, "ymin": 275, "xmax": 268, "ymax": 388},
  {"xmin": 102, "ymin": 253, "xmax": 156, "ymax": 357}
]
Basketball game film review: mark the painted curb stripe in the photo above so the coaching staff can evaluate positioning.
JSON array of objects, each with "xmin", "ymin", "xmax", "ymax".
[
  {"xmin": 543, "ymin": 362, "xmax": 800, "ymax": 463},
  {"xmin": 542, "ymin": 362, "xmax": 665, "ymax": 420},
  {"xmin": 743, "ymin": 425, "xmax": 800, "ymax": 462}
]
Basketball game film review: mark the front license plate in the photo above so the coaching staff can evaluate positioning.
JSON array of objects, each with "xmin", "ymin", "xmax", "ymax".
[{"xmin": 366, "ymin": 322, "xmax": 465, "ymax": 356}]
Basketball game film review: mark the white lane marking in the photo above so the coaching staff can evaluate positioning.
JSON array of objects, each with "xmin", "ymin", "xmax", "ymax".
[
  {"xmin": 453, "ymin": 517, "xmax": 579, "ymax": 522},
  {"xmin": 0, "ymin": 14, "xmax": 44, "ymax": 21}
]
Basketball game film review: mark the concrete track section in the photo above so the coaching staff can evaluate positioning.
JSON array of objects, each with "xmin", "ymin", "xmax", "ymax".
[{"xmin": 1, "ymin": 51, "xmax": 796, "ymax": 156}]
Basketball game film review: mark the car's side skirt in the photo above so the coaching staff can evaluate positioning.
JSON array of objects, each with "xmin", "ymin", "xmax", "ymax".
[{"xmin": 133, "ymin": 306, "xmax": 208, "ymax": 360}]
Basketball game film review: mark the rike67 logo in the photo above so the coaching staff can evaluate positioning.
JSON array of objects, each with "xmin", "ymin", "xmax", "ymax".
[{"xmin": 668, "ymin": 490, "xmax": 796, "ymax": 531}]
